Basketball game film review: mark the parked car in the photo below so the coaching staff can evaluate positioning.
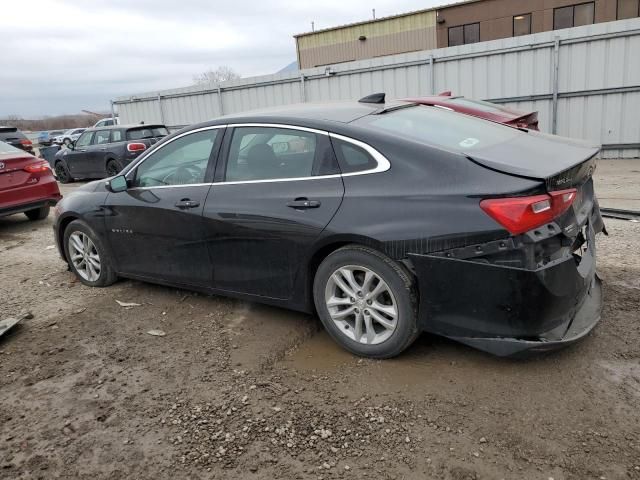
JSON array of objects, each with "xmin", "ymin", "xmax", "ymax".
[
  {"xmin": 0, "ymin": 126, "xmax": 34, "ymax": 154},
  {"xmin": 52, "ymin": 124, "xmax": 168, "ymax": 183},
  {"xmin": 404, "ymin": 92, "xmax": 539, "ymax": 130},
  {"xmin": 53, "ymin": 128, "xmax": 87, "ymax": 146},
  {"xmin": 38, "ymin": 130, "xmax": 66, "ymax": 147},
  {"xmin": 52, "ymin": 97, "xmax": 603, "ymax": 359},
  {"xmin": 93, "ymin": 117, "xmax": 119, "ymax": 128},
  {"xmin": 0, "ymin": 140, "xmax": 62, "ymax": 220}
]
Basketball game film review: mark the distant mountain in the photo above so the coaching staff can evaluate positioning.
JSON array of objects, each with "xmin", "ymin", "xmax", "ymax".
[{"xmin": 277, "ymin": 61, "xmax": 299, "ymax": 74}]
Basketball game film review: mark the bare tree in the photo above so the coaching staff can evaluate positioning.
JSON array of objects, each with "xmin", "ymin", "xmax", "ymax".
[{"xmin": 193, "ymin": 66, "xmax": 240, "ymax": 86}]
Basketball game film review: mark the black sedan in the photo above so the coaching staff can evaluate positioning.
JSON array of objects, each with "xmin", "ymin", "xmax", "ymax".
[{"xmin": 52, "ymin": 97, "xmax": 604, "ymax": 358}]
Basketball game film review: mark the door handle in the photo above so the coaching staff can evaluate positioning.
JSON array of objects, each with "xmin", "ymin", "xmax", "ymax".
[
  {"xmin": 175, "ymin": 199, "xmax": 200, "ymax": 209},
  {"xmin": 287, "ymin": 198, "xmax": 321, "ymax": 209},
  {"xmin": 100, "ymin": 147, "xmax": 106, "ymax": 151},
  {"xmin": 77, "ymin": 149, "xmax": 86, "ymax": 152}
]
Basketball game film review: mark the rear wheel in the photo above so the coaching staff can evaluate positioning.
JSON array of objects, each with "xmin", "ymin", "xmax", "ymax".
[
  {"xmin": 106, "ymin": 159, "xmax": 123, "ymax": 177},
  {"xmin": 25, "ymin": 206, "xmax": 50, "ymax": 221},
  {"xmin": 313, "ymin": 245, "xmax": 419, "ymax": 359},
  {"xmin": 54, "ymin": 161, "xmax": 73, "ymax": 183},
  {"xmin": 63, "ymin": 220, "xmax": 117, "ymax": 287}
]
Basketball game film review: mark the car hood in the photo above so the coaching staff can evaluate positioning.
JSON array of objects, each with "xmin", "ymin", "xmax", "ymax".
[{"xmin": 466, "ymin": 131, "xmax": 599, "ymax": 180}]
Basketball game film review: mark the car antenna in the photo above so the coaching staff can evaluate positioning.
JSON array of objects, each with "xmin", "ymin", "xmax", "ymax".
[{"xmin": 358, "ymin": 93, "xmax": 386, "ymax": 104}]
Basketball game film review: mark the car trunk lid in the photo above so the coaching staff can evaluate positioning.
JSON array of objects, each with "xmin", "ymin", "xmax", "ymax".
[
  {"xmin": 0, "ymin": 152, "xmax": 38, "ymax": 192},
  {"xmin": 467, "ymin": 131, "xmax": 599, "ymax": 187}
]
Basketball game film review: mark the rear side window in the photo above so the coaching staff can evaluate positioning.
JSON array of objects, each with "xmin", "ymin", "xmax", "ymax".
[
  {"xmin": 225, "ymin": 127, "xmax": 318, "ymax": 182},
  {"xmin": 357, "ymin": 105, "xmax": 520, "ymax": 153},
  {"xmin": 127, "ymin": 127, "xmax": 169, "ymax": 140},
  {"xmin": 331, "ymin": 139, "xmax": 377, "ymax": 174},
  {"xmin": 111, "ymin": 130, "xmax": 123, "ymax": 142}
]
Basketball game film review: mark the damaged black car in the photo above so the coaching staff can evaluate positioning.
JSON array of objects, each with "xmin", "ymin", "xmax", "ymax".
[{"xmin": 52, "ymin": 96, "xmax": 604, "ymax": 358}]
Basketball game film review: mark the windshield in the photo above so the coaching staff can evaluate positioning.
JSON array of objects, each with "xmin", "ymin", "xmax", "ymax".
[
  {"xmin": 356, "ymin": 105, "xmax": 521, "ymax": 153},
  {"xmin": 127, "ymin": 127, "xmax": 169, "ymax": 140},
  {"xmin": 0, "ymin": 140, "xmax": 22, "ymax": 154}
]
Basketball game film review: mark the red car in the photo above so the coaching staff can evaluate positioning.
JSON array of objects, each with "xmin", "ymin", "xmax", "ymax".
[
  {"xmin": 0, "ymin": 140, "xmax": 62, "ymax": 221},
  {"xmin": 404, "ymin": 92, "xmax": 539, "ymax": 130}
]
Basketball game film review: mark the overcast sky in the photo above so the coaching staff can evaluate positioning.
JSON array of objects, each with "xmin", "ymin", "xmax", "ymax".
[{"xmin": 1, "ymin": 0, "xmax": 441, "ymax": 118}]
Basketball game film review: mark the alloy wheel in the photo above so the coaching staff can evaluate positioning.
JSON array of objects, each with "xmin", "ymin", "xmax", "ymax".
[
  {"xmin": 68, "ymin": 231, "xmax": 101, "ymax": 282},
  {"xmin": 324, "ymin": 265, "xmax": 398, "ymax": 345}
]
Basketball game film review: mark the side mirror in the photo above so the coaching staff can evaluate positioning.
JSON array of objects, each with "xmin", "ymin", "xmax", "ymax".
[
  {"xmin": 66, "ymin": 141, "xmax": 75, "ymax": 151},
  {"xmin": 107, "ymin": 175, "xmax": 128, "ymax": 193}
]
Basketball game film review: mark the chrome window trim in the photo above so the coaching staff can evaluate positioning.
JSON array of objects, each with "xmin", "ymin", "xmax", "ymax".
[{"xmin": 122, "ymin": 122, "xmax": 391, "ymax": 189}]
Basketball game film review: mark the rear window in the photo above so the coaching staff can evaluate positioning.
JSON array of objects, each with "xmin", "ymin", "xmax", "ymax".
[
  {"xmin": 127, "ymin": 127, "xmax": 169, "ymax": 140},
  {"xmin": 357, "ymin": 105, "xmax": 520, "ymax": 153},
  {"xmin": 0, "ymin": 128, "xmax": 26, "ymax": 141},
  {"xmin": 0, "ymin": 140, "xmax": 22, "ymax": 154}
]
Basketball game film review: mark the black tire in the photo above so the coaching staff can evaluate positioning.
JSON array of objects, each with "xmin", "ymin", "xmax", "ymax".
[
  {"xmin": 54, "ymin": 161, "xmax": 73, "ymax": 183},
  {"xmin": 25, "ymin": 206, "xmax": 50, "ymax": 221},
  {"xmin": 63, "ymin": 220, "xmax": 117, "ymax": 287},
  {"xmin": 313, "ymin": 245, "xmax": 419, "ymax": 359},
  {"xmin": 106, "ymin": 159, "xmax": 123, "ymax": 177}
]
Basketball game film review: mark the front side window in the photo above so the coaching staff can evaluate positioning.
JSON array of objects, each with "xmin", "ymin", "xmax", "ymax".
[
  {"xmin": 225, "ymin": 127, "xmax": 317, "ymax": 181},
  {"xmin": 618, "ymin": 0, "xmax": 640, "ymax": 18},
  {"xmin": 513, "ymin": 13, "xmax": 532, "ymax": 36},
  {"xmin": 94, "ymin": 130, "xmax": 111, "ymax": 145},
  {"xmin": 76, "ymin": 132, "xmax": 93, "ymax": 148},
  {"xmin": 132, "ymin": 129, "xmax": 218, "ymax": 187}
]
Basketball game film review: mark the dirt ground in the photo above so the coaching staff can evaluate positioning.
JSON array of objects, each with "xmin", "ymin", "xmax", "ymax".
[{"xmin": 1, "ymin": 160, "xmax": 639, "ymax": 480}]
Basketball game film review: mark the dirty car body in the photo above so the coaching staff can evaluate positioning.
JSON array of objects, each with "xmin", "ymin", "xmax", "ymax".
[{"xmin": 52, "ymin": 100, "xmax": 604, "ymax": 357}]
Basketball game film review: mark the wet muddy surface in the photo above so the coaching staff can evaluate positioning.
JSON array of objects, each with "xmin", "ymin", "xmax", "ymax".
[{"xmin": 1, "ymin": 177, "xmax": 640, "ymax": 479}]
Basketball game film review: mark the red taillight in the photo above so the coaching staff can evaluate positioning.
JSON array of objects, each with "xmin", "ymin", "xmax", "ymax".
[
  {"xmin": 127, "ymin": 142, "xmax": 146, "ymax": 152},
  {"xmin": 20, "ymin": 139, "xmax": 33, "ymax": 146},
  {"xmin": 480, "ymin": 189, "xmax": 577, "ymax": 235},
  {"xmin": 24, "ymin": 161, "xmax": 51, "ymax": 173}
]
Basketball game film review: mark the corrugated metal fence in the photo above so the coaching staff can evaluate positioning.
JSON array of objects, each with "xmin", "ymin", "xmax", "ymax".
[{"xmin": 114, "ymin": 18, "xmax": 640, "ymax": 158}]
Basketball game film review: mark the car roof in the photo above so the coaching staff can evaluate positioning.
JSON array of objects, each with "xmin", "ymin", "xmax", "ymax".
[
  {"xmin": 86, "ymin": 124, "xmax": 166, "ymax": 131},
  {"xmin": 198, "ymin": 100, "xmax": 415, "ymax": 127}
]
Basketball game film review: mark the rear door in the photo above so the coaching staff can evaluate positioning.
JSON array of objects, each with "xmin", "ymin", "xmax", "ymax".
[
  {"xmin": 65, "ymin": 131, "xmax": 94, "ymax": 177},
  {"xmin": 88, "ymin": 129, "xmax": 112, "ymax": 176},
  {"xmin": 103, "ymin": 127, "xmax": 223, "ymax": 286},
  {"xmin": 203, "ymin": 125, "xmax": 344, "ymax": 300}
]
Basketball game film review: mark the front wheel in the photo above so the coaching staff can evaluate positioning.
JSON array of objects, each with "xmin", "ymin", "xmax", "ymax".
[
  {"xmin": 63, "ymin": 220, "xmax": 117, "ymax": 287},
  {"xmin": 313, "ymin": 245, "xmax": 419, "ymax": 359},
  {"xmin": 54, "ymin": 161, "xmax": 73, "ymax": 183}
]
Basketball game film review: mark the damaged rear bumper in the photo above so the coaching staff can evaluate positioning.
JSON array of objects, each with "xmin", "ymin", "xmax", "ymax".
[{"xmin": 408, "ymin": 221, "xmax": 602, "ymax": 357}]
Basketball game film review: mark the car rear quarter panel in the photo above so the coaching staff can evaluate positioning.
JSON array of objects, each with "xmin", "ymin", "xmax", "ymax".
[{"xmin": 324, "ymin": 134, "xmax": 543, "ymax": 261}]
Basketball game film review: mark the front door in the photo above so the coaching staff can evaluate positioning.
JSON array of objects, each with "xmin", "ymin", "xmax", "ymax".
[
  {"xmin": 103, "ymin": 127, "xmax": 224, "ymax": 286},
  {"xmin": 65, "ymin": 131, "xmax": 94, "ymax": 178},
  {"xmin": 203, "ymin": 125, "xmax": 344, "ymax": 300}
]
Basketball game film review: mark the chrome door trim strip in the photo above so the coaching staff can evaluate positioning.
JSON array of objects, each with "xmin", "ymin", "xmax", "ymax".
[{"xmin": 120, "ymin": 122, "xmax": 391, "ymax": 190}]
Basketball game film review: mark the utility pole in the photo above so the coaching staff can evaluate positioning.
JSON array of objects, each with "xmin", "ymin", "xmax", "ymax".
[{"xmin": 372, "ymin": 8, "xmax": 376, "ymax": 19}]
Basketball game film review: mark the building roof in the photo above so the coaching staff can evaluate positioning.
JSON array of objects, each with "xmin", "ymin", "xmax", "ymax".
[{"xmin": 293, "ymin": 0, "xmax": 477, "ymax": 38}]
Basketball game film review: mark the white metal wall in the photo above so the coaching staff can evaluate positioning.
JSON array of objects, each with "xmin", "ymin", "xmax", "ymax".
[{"xmin": 114, "ymin": 18, "xmax": 640, "ymax": 158}]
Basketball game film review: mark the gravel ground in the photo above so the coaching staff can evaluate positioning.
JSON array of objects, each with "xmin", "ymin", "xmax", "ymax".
[{"xmin": 1, "ymin": 167, "xmax": 639, "ymax": 480}]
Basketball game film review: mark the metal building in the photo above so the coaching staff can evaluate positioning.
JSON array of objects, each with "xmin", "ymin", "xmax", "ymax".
[
  {"xmin": 294, "ymin": 0, "xmax": 638, "ymax": 68},
  {"xmin": 295, "ymin": 9, "xmax": 437, "ymax": 69}
]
